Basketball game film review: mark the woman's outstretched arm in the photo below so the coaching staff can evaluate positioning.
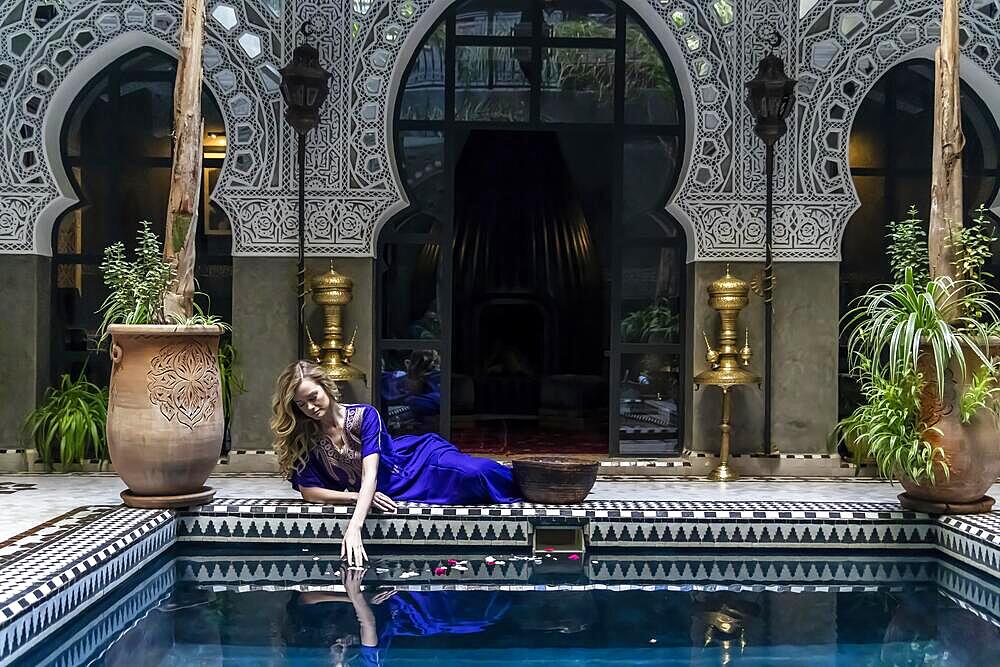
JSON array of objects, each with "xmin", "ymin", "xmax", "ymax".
[
  {"xmin": 299, "ymin": 487, "xmax": 358, "ymax": 504},
  {"xmin": 342, "ymin": 453, "xmax": 381, "ymax": 566},
  {"xmin": 300, "ymin": 485, "xmax": 396, "ymax": 511}
]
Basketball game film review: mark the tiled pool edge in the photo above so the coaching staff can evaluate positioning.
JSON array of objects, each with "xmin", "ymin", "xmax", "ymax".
[
  {"xmin": 0, "ymin": 509, "xmax": 173, "ymax": 665},
  {"xmin": 1, "ymin": 501, "xmax": 998, "ymax": 665}
]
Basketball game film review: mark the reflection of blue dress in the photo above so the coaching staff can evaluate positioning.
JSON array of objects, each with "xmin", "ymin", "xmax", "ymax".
[{"xmin": 290, "ymin": 404, "xmax": 521, "ymax": 504}]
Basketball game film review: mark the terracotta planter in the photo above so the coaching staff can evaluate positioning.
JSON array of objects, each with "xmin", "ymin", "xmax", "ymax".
[
  {"xmin": 899, "ymin": 344, "xmax": 1000, "ymax": 513},
  {"xmin": 107, "ymin": 324, "xmax": 223, "ymax": 507},
  {"xmin": 513, "ymin": 458, "xmax": 599, "ymax": 504}
]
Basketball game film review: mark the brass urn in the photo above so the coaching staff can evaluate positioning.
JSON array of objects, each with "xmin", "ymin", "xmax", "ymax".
[
  {"xmin": 305, "ymin": 262, "xmax": 366, "ymax": 382},
  {"xmin": 694, "ymin": 266, "xmax": 760, "ymax": 481}
]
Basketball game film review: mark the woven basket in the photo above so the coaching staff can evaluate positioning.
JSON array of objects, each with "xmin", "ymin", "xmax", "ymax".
[{"xmin": 513, "ymin": 458, "xmax": 599, "ymax": 504}]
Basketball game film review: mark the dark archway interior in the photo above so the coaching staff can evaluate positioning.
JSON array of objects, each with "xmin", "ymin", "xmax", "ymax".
[
  {"xmin": 840, "ymin": 59, "xmax": 1000, "ymax": 421},
  {"xmin": 451, "ymin": 130, "xmax": 611, "ymax": 453},
  {"xmin": 51, "ymin": 47, "xmax": 232, "ymax": 388},
  {"xmin": 378, "ymin": 0, "xmax": 687, "ymax": 456}
]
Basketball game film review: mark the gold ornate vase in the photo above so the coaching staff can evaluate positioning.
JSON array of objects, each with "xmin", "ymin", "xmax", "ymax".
[
  {"xmin": 694, "ymin": 267, "xmax": 760, "ymax": 481},
  {"xmin": 306, "ymin": 262, "xmax": 366, "ymax": 382}
]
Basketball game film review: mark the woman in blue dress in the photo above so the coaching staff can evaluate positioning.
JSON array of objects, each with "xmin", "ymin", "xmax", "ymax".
[{"xmin": 271, "ymin": 361, "xmax": 522, "ymax": 565}]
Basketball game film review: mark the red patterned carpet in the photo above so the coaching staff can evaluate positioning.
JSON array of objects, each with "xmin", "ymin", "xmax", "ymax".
[{"xmin": 451, "ymin": 421, "xmax": 608, "ymax": 456}]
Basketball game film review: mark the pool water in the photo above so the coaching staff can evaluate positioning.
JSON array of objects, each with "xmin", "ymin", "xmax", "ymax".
[{"xmin": 15, "ymin": 550, "xmax": 1000, "ymax": 666}]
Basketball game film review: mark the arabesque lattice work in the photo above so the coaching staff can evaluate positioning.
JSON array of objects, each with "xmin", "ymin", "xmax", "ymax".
[{"xmin": 0, "ymin": 0, "xmax": 998, "ymax": 260}]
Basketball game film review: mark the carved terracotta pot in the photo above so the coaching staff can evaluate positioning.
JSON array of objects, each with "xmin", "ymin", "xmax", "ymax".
[
  {"xmin": 899, "ymin": 344, "xmax": 1000, "ymax": 511},
  {"xmin": 107, "ymin": 325, "xmax": 223, "ymax": 501}
]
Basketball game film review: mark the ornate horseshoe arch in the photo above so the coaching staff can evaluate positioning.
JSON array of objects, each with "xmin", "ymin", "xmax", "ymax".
[
  {"xmin": 354, "ymin": 0, "xmax": 740, "ymax": 261},
  {"xmin": 0, "ymin": 0, "xmax": 283, "ymax": 255},
  {"xmin": 796, "ymin": 0, "xmax": 1000, "ymax": 259}
]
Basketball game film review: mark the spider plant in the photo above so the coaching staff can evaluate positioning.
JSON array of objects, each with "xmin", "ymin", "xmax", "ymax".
[
  {"xmin": 843, "ymin": 269, "xmax": 999, "ymax": 397},
  {"xmin": 218, "ymin": 339, "xmax": 247, "ymax": 425},
  {"xmin": 24, "ymin": 370, "xmax": 109, "ymax": 467},
  {"xmin": 837, "ymin": 268, "xmax": 1000, "ymax": 484}
]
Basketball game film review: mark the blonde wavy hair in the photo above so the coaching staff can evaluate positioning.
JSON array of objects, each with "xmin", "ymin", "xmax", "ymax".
[{"xmin": 271, "ymin": 360, "xmax": 342, "ymax": 478}]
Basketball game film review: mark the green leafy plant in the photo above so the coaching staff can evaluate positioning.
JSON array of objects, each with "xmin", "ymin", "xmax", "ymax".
[
  {"xmin": 837, "ymin": 206, "xmax": 1000, "ymax": 483},
  {"xmin": 952, "ymin": 204, "xmax": 997, "ymax": 283},
  {"xmin": 886, "ymin": 206, "xmax": 929, "ymax": 288},
  {"xmin": 218, "ymin": 339, "xmax": 247, "ymax": 424},
  {"xmin": 546, "ymin": 19, "xmax": 675, "ymax": 103},
  {"xmin": 960, "ymin": 358, "xmax": 1000, "ymax": 424},
  {"xmin": 24, "ymin": 370, "xmax": 109, "ymax": 467},
  {"xmin": 835, "ymin": 356, "xmax": 944, "ymax": 483},
  {"xmin": 97, "ymin": 220, "xmax": 227, "ymax": 341},
  {"xmin": 97, "ymin": 220, "xmax": 175, "ymax": 341},
  {"xmin": 621, "ymin": 300, "xmax": 680, "ymax": 343}
]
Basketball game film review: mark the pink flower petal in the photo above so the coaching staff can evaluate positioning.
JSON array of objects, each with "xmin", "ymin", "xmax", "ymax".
[
  {"xmin": 434, "ymin": 567, "xmax": 447, "ymax": 575},
  {"xmin": 447, "ymin": 559, "xmax": 458, "ymax": 565},
  {"xmin": 567, "ymin": 554, "xmax": 580, "ymax": 561},
  {"xmin": 544, "ymin": 547, "xmax": 554, "ymax": 551}
]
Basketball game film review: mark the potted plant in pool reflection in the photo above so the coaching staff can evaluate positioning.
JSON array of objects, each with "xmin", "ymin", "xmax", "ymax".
[
  {"xmin": 835, "ymin": 206, "xmax": 1000, "ymax": 512},
  {"xmin": 881, "ymin": 590, "xmax": 1000, "ymax": 665}
]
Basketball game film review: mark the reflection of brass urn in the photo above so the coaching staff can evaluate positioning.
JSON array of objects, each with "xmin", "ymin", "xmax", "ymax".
[
  {"xmin": 305, "ymin": 262, "xmax": 366, "ymax": 382},
  {"xmin": 694, "ymin": 266, "xmax": 760, "ymax": 481}
]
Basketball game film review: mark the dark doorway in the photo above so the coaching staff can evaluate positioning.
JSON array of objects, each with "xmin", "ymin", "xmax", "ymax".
[
  {"xmin": 377, "ymin": 0, "xmax": 688, "ymax": 457},
  {"xmin": 450, "ymin": 130, "xmax": 611, "ymax": 454}
]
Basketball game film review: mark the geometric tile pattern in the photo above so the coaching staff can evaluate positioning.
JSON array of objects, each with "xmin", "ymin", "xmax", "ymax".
[
  {"xmin": 935, "ymin": 559, "xmax": 1000, "ymax": 629},
  {"xmin": 177, "ymin": 513, "xmax": 532, "ymax": 547},
  {"xmin": 0, "ymin": 498, "xmax": 998, "ymax": 663},
  {"xmin": 13, "ymin": 558, "xmax": 175, "ymax": 667},
  {"xmin": 178, "ymin": 553, "xmax": 945, "ymax": 589},
  {"xmin": 0, "ymin": 508, "xmax": 173, "ymax": 665}
]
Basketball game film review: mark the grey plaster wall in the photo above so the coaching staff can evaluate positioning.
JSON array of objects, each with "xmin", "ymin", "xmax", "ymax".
[
  {"xmin": 230, "ymin": 257, "xmax": 374, "ymax": 450},
  {"xmin": 772, "ymin": 262, "xmax": 840, "ymax": 453},
  {"xmin": 0, "ymin": 256, "xmax": 50, "ymax": 447},
  {"xmin": 686, "ymin": 262, "xmax": 838, "ymax": 454}
]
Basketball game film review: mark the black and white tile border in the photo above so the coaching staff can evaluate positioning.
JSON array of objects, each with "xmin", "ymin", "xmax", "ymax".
[
  {"xmin": 0, "ymin": 499, "xmax": 998, "ymax": 663},
  {"xmin": 15, "ymin": 559, "xmax": 175, "ymax": 667},
  {"xmin": 0, "ymin": 508, "xmax": 173, "ymax": 665}
]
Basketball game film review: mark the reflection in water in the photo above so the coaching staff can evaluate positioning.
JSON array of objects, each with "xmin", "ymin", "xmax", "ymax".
[
  {"xmin": 19, "ymin": 556, "xmax": 1000, "ymax": 667},
  {"xmin": 289, "ymin": 570, "xmax": 513, "ymax": 666}
]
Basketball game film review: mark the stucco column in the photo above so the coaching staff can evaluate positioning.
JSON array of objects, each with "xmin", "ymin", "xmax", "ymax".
[
  {"xmin": 231, "ymin": 256, "xmax": 374, "ymax": 450},
  {"xmin": 0, "ymin": 256, "xmax": 51, "ymax": 448},
  {"xmin": 686, "ymin": 261, "xmax": 838, "ymax": 454}
]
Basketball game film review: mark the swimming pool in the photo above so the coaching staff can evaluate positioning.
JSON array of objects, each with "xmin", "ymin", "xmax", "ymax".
[
  {"xmin": 10, "ymin": 548, "xmax": 1000, "ymax": 666},
  {"xmin": 2, "ymin": 499, "xmax": 999, "ymax": 666}
]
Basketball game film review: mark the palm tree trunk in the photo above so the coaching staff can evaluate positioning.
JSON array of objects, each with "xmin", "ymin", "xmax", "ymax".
[
  {"xmin": 163, "ymin": 0, "xmax": 205, "ymax": 321},
  {"xmin": 928, "ymin": 0, "xmax": 965, "ymax": 283}
]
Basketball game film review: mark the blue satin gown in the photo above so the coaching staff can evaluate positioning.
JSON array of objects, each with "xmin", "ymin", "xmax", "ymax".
[{"xmin": 289, "ymin": 404, "xmax": 522, "ymax": 504}]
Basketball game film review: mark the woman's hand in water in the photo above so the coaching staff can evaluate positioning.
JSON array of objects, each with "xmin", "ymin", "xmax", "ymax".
[
  {"xmin": 372, "ymin": 491, "xmax": 396, "ymax": 513},
  {"xmin": 342, "ymin": 525, "xmax": 367, "ymax": 566},
  {"xmin": 343, "ymin": 566, "xmax": 366, "ymax": 598}
]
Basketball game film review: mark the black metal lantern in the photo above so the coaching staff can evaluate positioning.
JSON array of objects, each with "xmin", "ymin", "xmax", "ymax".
[
  {"xmin": 280, "ymin": 23, "xmax": 332, "ymax": 360},
  {"xmin": 745, "ymin": 52, "xmax": 797, "ymax": 147},
  {"xmin": 279, "ymin": 40, "xmax": 331, "ymax": 136},
  {"xmin": 744, "ymin": 36, "xmax": 796, "ymax": 456}
]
